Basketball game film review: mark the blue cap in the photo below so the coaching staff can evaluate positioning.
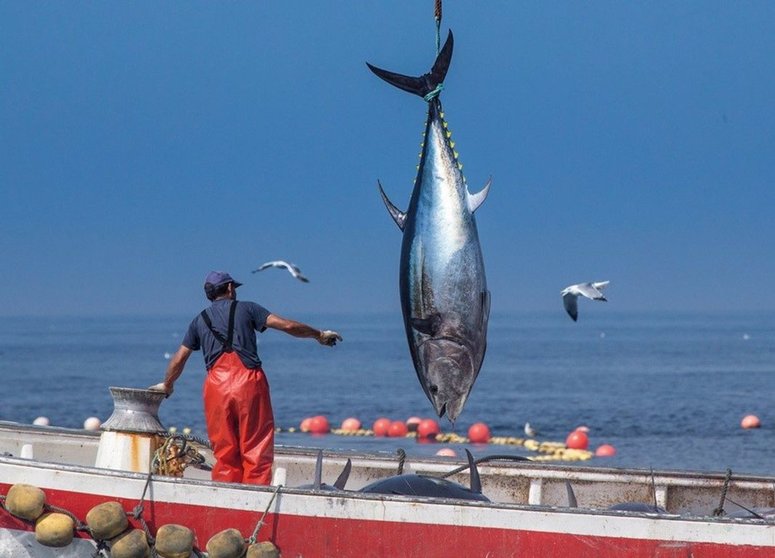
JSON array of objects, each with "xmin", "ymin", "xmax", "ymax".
[{"xmin": 204, "ymin": 271, "xmax": 243, "ymax": 288}]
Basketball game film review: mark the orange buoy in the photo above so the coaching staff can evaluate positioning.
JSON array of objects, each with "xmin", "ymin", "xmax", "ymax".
[
  {"xmin": 741, "ymin": 415, "xmax": 761, "ymax": 429},
  {"xmin": 417, "ymin": 419, "xmax": 440, "ymax": 440},
  {"xmin": 468, "ymin": 422, "xmax": 491, "ymax": 444},
  {"xmin": 388, "ymin": 421, "xmax": 408, "ymax": 437},
  {"xmin": 340, "ymin": 417, "xmax": 361, "ymax": 431},
  {"xmin": 299, "ymin": 417, "xmax": 312, "ymax": 432},
  {"xmin": 566, "ymin": 430, "xmax": 589, "ymax": 450},
  {"xmin": 406, "ymin": 416, "xmax": 422, "ymax": 432},
  {"xmin": 436, "ymin": 448, "xmax": 457, "ymax": 457},
  {"xmin": 372, "ymin": 417, "xmax": 391, "ymax": 437},
  {"xmin": 308, "ymin": 415, "xmax": 330, "ymax": 434},
  {"xmin": 595, "ymin": 444, "xmax": 616, "ymax": 457}
]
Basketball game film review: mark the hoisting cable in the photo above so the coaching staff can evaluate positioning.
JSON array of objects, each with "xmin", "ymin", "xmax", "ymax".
[
  {"xmin": 434, "ymin": 0, "xmax": 443, "ymax": 54},
  {"xmin": 422, "ymin": 0, "xmax": 445, "ymax": 102}
]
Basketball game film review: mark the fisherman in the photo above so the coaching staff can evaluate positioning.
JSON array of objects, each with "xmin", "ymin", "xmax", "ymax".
[{"xmin": 150, "ymin": 271, "xmax": 342, "ymax": 485}]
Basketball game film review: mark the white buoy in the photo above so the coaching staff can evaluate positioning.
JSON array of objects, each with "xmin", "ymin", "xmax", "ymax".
[
  {"xmin": 83, "ymin": 417, "xmax": 102, "ymax": 431},
  {"xmin": 33, "ymin": 417, "xmax": 50, "ymax": 426}
]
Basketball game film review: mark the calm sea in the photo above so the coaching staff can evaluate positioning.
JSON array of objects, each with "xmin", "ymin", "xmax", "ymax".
[{"xmin": 2, "ymin": 311, "xmax": 774, "ymax": 476}]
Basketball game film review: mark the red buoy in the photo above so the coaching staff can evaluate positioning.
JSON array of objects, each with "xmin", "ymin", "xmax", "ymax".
[
  {"xmin": 741, "ymin": 415, "xmax": 761, "ymax": 429},
  {"xmin": 340, "ymin": 417, "xmax": 361, "ymax": 431},
  {"xmin": 300, "ymin": 417, "xmax": 312, "ymax": 432},
  {"xmin": 308, "ymin": 415, "xmax": 330, "ymax": 434},
  {"xmin": 388, "ymin": 420, "xmax": 409, "ymax": 437},
  {"xmin": 595, "ymin": 443, "xmax": 616, "ymax": 457},
  {"xmin": 468, "ymin": 422, "xmax": 491, "ymax": 444},
  {"xmin": 372, "ymin": 417, "xmax": 391, "ymax": 437},
  {"xmin": 566, "ymin": 430, "xmax": 589, "ymax": 450},
  {"xmin": 417, "ymin": 418, "xmax": 441, "ymax": 440}
]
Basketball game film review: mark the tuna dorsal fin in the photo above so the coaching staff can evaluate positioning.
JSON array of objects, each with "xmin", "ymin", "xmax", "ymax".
[
  {"xmin": 411, "ymin": 314, "xmax": 441, "ymax": 336},
  {"xmin": 465, "ymin": 449, "xmax": 482, "ymax": 494},
  {"xmin": 334, "ymin": 459, "xmax": 352, "ymax": 490},
  {"xmin": 314, "ymin": 450, "xmax": 323, "ymax": 489},
  {"xmin": 366, "ymin": 30, "xmax": 454, "ymax": 99},
  {"xmin": 378, "ymin": 180, "xmax": 406, "ymax": 231},
  {"xmin": 467, "ymin": 176, "xmax": 492, "ymax": 213},
  {"xmin": 565, "ymin": 481, "xmax": 578, "ymax": 508}
]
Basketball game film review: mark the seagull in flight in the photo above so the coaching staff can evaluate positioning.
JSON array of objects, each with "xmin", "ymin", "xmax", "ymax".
[
  {"xmin": 561, "ymin": 281, "xmax": 609, "ymax": 322},
  {"xmin": 252, "ymin": 260, "xmax": 310, "ymax": 283}
]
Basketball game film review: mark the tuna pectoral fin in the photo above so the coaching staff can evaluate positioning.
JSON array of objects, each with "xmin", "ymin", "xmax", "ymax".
[
  {"xmin": 467, "ymin": 176, "xmax": 492, "ymax": 213},
  {"xmin": 366, "ymin": 31, "xmax": 453, "ymax": 99},
  {"xmin": 480, "ymin": 290, "xmax": 491, "ymax": 328},
  {"xmin": 411, "ymin": 314, "xmax": 441, "ymax": 336},
  {"xmin": 378, "ymin": 180, "xmax": 406, "ymax": 231}
]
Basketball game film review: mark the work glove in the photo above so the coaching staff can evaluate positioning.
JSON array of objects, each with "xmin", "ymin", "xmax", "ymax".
[
  {"xmin": 318, "ymin": 330, "xmax": 342, "ymax": 347},
  {"xmin": 148, "ymin": 382, "xmax": 173, "ymax": 398}
]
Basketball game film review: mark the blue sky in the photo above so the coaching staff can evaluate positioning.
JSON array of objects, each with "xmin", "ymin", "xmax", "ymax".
[{"xmin": 2, "ymin": 2, "xmax": 774, "ymax": 317}]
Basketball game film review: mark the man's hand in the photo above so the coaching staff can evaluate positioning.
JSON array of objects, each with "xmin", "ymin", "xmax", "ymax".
[
  {"xmin": 148, "ymin": 382, "xmax": 173, "ymax": 398},
  {"xmin": 318, "ymin": 330, "xmax": 342, "ymax": 347}
]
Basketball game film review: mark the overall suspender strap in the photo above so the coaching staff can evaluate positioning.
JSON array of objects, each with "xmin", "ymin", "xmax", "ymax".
[{"xmin": 200, "ymin": 301, "xmax": 238, "ymax": 353}]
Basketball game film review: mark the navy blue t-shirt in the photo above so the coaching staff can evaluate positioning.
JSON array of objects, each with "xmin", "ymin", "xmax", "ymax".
[{"xmin": 182, "ymin": 300, "xmax": 271, "ymax": 370}]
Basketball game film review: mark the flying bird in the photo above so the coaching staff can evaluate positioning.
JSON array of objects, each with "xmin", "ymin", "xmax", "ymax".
[
  {"xmin": 561, "ymin": 281, "xmax": 609, "ymax": 322},
  {"xmin": 252, "ymin": 261, "xmax": 309, "ymax": 283}
]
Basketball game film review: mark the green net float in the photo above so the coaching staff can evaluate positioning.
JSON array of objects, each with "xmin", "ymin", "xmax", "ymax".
[
  {"xmin": 206, "ymin": 528, "xmax": 246, "ymax": 558},
  {"xmin": 110, "ymin": 528, "xmax": 150, "ymax": 558},
  {"xmin": 247, "ymin": 540, "xmax": 280, "ymax": 558},
  {"xmin": 5, "ymin": 484, "xmax": 46, "ymax": 521},
  {"xmin": 154, "ymin": 523, "xmax": 195, "ymax": 558},
  {"xmin": 35, "ymin": 512, "xmax": 75, "ymax": 547},
  {"xmin": 86, "ymin": 501, "xmax": 128, "ymax": 540}
]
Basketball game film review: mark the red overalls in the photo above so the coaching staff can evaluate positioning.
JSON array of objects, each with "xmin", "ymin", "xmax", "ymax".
[{"xmin": 200, "ymin": 302, "xmax": 274, "ymax": 484}]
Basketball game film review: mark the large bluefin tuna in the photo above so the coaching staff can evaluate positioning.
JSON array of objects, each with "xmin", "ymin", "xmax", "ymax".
[{"xmin": 368, "ymin": 31, "xmax": 491, "ymax": 421}]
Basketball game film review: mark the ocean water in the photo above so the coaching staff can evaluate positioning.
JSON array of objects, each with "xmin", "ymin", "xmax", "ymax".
[{"xmin": 2, "ymin": 311, "xmax": 774, "ymax": 476}]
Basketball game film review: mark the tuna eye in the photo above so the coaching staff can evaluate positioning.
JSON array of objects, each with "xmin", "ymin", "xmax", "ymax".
[{"xmin": 429, "ymin": 384, "xmax": 439, "ymax": 395}]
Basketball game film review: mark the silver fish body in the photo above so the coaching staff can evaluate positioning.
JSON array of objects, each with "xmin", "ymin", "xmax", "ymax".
[{"xmin": 369, "ymin": 31, "xmax": 491, "ymax": 421}]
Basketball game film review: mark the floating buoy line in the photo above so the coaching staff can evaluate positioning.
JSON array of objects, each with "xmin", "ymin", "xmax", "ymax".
[{"xmin": 277, "ymin": 425, "xmax": 595, "ymax": 462}]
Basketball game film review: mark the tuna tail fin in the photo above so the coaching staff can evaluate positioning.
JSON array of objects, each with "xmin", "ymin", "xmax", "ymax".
[
  {"xmin": 366, "ymin": 30, "xmax": 454, "ymax": 99},
  {"xmin": 465, "ymin": 449, "xmax": 483, "ymax": 494},
  {"xmin": 313, "ymin": 450, "xmax": 324, "ymax": 489},
  {"xmin": 334, "ymin": 459, "xmax": 352, "ymax": 490}
]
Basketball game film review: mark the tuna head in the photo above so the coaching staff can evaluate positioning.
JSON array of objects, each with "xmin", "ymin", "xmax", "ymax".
[{"xmin": 416, "ymin": 334, "xmax": 478, "ymax": 422}]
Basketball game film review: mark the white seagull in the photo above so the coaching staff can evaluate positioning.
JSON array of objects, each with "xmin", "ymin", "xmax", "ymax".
[
  {"xmin": 252, "ymin": 260, "xmax": 310, "ymax": 283},
  {"xmin": 561, "ymin": 281, "xmax": 609, "ymax": 322},
  {"xmin": 524, "ymin": 422, "xmax": 537, "ymax": 438}
]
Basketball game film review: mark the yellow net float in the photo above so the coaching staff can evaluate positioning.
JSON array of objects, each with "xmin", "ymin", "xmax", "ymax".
[
  {"xmin": 86, "ymin": 501, "xmax": 129, "ymax": 540},
  {"xmin": 110, "ymin": 528, "xmax": 150, "ymax": 558},
  {"xmin": 5, "ymin": 483, "xmax": 46, "ymax": 521},
  {"xmin": 206, "ymin": 528, "xmax": 246, "ymax": 558},
  {"xmin": 154, "ymin": 523, "xmax": 195, "ymax": 558},
  {"xmin": 247, "ymin": 541, "xmax": 281, "ymax": 558},
  {"xmin": 34, "ymin": 511, "xmax": 74, "ymax": 547}
]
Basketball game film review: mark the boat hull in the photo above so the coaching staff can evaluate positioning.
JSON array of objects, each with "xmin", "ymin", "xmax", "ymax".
[{"xmin": 1, "ymin": 456, "xmax": 774, "ymax": 558}]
